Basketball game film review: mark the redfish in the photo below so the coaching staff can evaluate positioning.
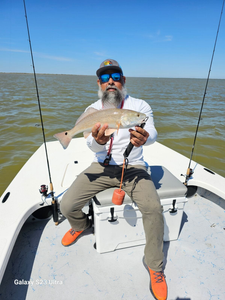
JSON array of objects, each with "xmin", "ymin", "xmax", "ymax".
[{"xmin": 54, "ymin": 107, "xmax": 146, "ymax": 149}]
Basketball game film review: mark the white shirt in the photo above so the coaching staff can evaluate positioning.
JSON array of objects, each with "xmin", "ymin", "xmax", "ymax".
[{"xmin": 86, "ymin": 95, "xmax": 157, "ymax": 166}]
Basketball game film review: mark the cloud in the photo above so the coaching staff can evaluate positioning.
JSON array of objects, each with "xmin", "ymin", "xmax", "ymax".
[
  {"xmin": 37, "ymin": 53, "xmax": 73, "ymax": 61},
  {"xmin": 164, "ymin": 35, "xmax": 173, "ymax": 42},
  {"xmin": 94, "ymin": 51, "xmax": 106, "ymax": 57},
  {"xmin": 0, "ymin": 47, "xmax": 29, "ymax": 53},
  {"xmin": 0, "ymin": 47, "xmax": 73, "ymax": 61},
  {"xmin": 143, "ymin": 31, "xmax": 173, "ymax": 43},
  {"xmin": 144, "ymin": 34, "xmax": 154, "ymax": 39}
]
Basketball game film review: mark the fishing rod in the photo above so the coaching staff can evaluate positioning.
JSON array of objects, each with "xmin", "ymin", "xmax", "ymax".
[
  {"xmin": 184, "ymin": 0, "xmax": 225, "ymax": 186},
  {"xmin": 23, "ymin": 0, "xmax": 59, "ymax": 225}
]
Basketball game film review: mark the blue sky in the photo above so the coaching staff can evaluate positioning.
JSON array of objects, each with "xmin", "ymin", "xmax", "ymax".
[{"xmin": 1, "ymin": 0, "xmax": 225, "ymax": 78}]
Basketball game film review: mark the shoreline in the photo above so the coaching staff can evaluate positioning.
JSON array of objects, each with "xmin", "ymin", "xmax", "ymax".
[{"xmin": 1, "ymin": 72, "xmax": 224, "ymax": 80}]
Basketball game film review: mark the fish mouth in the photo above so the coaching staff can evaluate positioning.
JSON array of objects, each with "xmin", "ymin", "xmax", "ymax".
[{"xmin": 141, "ymin": 116, "xmax": 149, "ymax": 124}]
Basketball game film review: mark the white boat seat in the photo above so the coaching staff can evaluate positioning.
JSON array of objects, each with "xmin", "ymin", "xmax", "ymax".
[
  {"xmin": 92, "ymin": 165, "xmax": 188, "ymax": 253},
  {"xmin": 94, "ymin": 165, "xmax": 187, "ymax": 206}
]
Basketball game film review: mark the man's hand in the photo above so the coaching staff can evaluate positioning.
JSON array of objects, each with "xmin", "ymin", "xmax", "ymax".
[
  {"xmin": 92, "ymin": 123, "xmax": 111, "ymax": 145},
  {"xmin": 129, "ymin": 126, "xmax": 149, "ymax": 147}
]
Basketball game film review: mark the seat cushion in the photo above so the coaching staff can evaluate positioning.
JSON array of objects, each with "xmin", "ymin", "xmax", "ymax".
[{"xmin": 94, "ymin": 165, "xmax": 187, "ymax": 206}]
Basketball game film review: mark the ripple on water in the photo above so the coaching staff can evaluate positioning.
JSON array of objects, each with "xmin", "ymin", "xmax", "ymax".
[{"xmin": 0, "ymin": 74, "xmax": 224, "ymax": 195}]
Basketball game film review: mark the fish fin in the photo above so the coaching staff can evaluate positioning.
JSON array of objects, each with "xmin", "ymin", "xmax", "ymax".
[
  {"xmin": 105, "ymin": 129, "xmax": 117, "ymax": 136},
  {"xmin": 54, "ymin": 131, "xmax": 72, "ymax": 149},
  {"xmin": 83, "ymin": 131, "xmax": 91, "ymax": 138},
  {"xmin": 75, "ymin": 107, "xmax": 98, "ymax": 125},
  {"xmin": 117, "ymin": 123, "xmax": 121, "ymax": 134}
]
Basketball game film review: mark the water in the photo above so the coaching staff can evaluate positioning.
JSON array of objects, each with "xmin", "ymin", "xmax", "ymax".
[{"xmin": 0, "ymin": 73, "xmax": 225, "ymax": 196}]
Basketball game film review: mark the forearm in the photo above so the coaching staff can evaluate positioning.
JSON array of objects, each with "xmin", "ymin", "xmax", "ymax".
[{"xmin": 145, "ymin": 125, "xmax": 158, "ymax": 145}]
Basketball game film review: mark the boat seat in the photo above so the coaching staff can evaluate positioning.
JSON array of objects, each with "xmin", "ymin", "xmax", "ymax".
[
  {"xmin": 92, "ymin": 165, "xmax": 188, "ymax": 253},
  {"xmin": 93, "ymin": 165, "xmax": 187, "ymax": 206}
]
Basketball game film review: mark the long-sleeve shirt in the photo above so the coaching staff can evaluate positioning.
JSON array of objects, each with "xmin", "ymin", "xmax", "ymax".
[{"xmin": 86, "ymin": 95, "xmax": 157, "ymax": 166}]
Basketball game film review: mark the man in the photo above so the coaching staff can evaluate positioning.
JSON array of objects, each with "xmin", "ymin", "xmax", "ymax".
[{"xmin": 60, "ymin": 59, "xmax": 167, "ymax": 300}]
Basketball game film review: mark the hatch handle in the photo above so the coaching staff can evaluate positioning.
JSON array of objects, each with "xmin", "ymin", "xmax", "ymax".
[
  {"xmin": 108, "ymin": 207, "xmax": 117, "ymax": 222},
  {"xmin": 169, "ymin": 199, "xmax": 177, "ymax": 214}
]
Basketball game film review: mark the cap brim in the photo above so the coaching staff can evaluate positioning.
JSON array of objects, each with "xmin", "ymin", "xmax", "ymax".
[{"xmin": 96, "ymin": 66, "xmax": 123, "ymax": 77}]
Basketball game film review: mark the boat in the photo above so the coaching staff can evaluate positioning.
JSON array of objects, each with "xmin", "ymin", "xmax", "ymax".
[{"xmin": 0, "ymin": 136, "xmax": 225, "ymax": 300}]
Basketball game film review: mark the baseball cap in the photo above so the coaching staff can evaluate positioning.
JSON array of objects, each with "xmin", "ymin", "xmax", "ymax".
[{"xmin": 96, "ymin": 59, "xmax": 123, "ymax": 77}]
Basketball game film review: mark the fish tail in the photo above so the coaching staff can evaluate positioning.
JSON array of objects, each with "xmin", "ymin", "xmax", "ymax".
[{"xmin": 54, "ymin": 131, "xmax": 72, "ymax": 149}]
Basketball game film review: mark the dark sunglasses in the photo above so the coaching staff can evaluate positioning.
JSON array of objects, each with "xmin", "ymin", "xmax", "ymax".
[{"xmin": 99, "ymin": 73, "xmax": 122, "ymax": 83}]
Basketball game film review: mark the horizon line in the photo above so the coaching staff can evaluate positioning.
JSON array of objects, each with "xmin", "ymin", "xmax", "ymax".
[{"xmin": 0, "ymin": 72, "xmax": 224, "ymax": 80}]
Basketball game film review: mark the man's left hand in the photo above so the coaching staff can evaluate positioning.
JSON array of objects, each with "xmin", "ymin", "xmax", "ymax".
[{"xmin": 129, "ymin": 126, "xmax": 149, "ymax": 147}]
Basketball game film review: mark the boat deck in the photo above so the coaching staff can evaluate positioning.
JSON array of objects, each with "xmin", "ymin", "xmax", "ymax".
[{"xmin": 1, "ymin": 188, "xmax": 225, "ymax": 300}]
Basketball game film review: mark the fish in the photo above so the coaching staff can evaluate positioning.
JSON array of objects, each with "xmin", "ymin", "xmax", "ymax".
[{"xmin": 54, "ymin": 107, "xmax": 146, "ymax": 149}]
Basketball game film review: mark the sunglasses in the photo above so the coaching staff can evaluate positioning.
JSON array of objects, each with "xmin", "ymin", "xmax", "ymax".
[{"xmin": 99, "ymin": 73, "xmax": 122, "ymax": 83}]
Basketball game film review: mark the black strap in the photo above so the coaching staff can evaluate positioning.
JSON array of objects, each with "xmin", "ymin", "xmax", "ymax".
[{"xmin": 123, "ymin": 118, "xmax": 148, "ymax": 159}]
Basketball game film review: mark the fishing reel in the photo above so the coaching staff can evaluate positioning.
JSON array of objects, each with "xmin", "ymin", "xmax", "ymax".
[{"xmin": 39, "ymin": 184, "xmax": 48, "ymax": 197}]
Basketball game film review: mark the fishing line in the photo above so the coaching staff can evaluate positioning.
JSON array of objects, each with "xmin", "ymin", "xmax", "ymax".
[
  {"xmin": 23, "ymin": 0, "xmax": 58, "ymax": 224},
  {"xmin": 184, "ymin": 0, "xmax": 225, "ymax": 185}
]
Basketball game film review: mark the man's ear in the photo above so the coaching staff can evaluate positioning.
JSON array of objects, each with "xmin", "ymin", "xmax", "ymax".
[
  {"xmin": 123, "ymin": 76, "xmax": 126, "ymax": 84},
  {"xmin": 97, "ymin": 79, "xmax": 100, "ymax": 86}
]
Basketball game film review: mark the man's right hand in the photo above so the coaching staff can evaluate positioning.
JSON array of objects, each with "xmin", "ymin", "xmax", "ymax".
[{"xmin": 92, "ymin": 123, "xmax": 110, "ymax": 145}]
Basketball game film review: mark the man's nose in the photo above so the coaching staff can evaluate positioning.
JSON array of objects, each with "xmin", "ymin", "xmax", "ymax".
[{"xmin": 108, "ymin": 77, "xmax": 115, "ymax": 84}]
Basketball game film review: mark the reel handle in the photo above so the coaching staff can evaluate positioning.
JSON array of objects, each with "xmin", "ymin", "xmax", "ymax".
[{"xmin": 123, "ymin": 119, "xmax": 147, "ymax": 158}]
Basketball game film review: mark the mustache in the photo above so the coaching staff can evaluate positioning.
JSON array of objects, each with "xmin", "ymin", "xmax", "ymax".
[{"xmin": 105, "ymin": 85, "xmax": 119, "ymax": 91}]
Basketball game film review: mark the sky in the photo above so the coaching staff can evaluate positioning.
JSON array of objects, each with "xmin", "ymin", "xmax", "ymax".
[{"xmin": 0, "ymin": 0, "xmax": 225, "ymax": 78}]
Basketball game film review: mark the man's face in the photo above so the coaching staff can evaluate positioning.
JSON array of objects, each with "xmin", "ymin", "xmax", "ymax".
[
  {"xmin": 97, "ymin": 69, "xmax": 126, "ymax": 92},
  {"xmin": 97, "ymin": 69, "xmax": 127, "ymax": 107}
]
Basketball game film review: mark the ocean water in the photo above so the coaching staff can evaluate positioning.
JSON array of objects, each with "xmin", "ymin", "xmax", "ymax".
[{"xmin": 0, "ymin": 73, "xmax": 225, "ymax": 196}]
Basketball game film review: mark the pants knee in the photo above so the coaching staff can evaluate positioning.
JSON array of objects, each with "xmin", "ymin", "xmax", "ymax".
[
  {"xmin": 60, "ymin": 193, "xmax": 72, "ymax": 218},
  {"xmin": 139, "ymin": 199, "xmax": 163, "ymax": 215}
]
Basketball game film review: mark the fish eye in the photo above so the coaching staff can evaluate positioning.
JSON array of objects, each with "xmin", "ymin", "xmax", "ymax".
[{"xmin": 137, "ymin": 114, "xmax": 140, "ymax": 117}]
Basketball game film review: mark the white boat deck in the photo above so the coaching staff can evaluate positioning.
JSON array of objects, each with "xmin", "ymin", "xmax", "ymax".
[
  {"xmin": 0, "ymin": 188, "xmax": 225, "ymax": 300},
  {"xmin": 0, "ymin": 137, "xmax": 225, "ymax": 299}
]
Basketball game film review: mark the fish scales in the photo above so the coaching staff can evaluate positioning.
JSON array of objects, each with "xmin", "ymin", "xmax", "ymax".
[{"xmin": 54, "ymin": 108, "xmax": 146, "ymax": 149}]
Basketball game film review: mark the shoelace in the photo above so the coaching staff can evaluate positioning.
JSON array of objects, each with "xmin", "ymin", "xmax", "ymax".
[
  {"xmin": 153, "ymin": 271, "xmax": 165, "ymax": 283},
  {"xmin": 70, "ymin": 229, "xmax": 76, "ymax": 236}
]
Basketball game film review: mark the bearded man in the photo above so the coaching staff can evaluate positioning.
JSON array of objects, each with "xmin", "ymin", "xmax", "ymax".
[{"xmin": 60, "ymin": 59, "xmax": 167, "ymax": 300}]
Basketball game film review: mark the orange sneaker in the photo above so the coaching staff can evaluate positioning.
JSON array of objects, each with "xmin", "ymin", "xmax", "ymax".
[
  {"xmin": 61, "ymin": 228, "xmax": 85, "ymax": 246},
  {"xmin": 148, "ymin": 268, "xmax": 168, "ymax": 300}
]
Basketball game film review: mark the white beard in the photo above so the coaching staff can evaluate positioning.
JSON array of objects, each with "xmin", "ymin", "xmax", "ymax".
[{"xmin": 98, "ymin": 85, "xmax": 127, "ymax": 108}]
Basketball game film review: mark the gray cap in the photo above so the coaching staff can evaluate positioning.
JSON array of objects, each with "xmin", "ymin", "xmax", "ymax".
[{"xmin": 96, "ymin": 59, "xmax": 123, "ymax": 77}]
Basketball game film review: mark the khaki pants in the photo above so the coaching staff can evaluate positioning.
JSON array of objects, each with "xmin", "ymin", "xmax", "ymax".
[{"xmin": 60, "ymin": 162, "xmax": 164, "ymax": 271}]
